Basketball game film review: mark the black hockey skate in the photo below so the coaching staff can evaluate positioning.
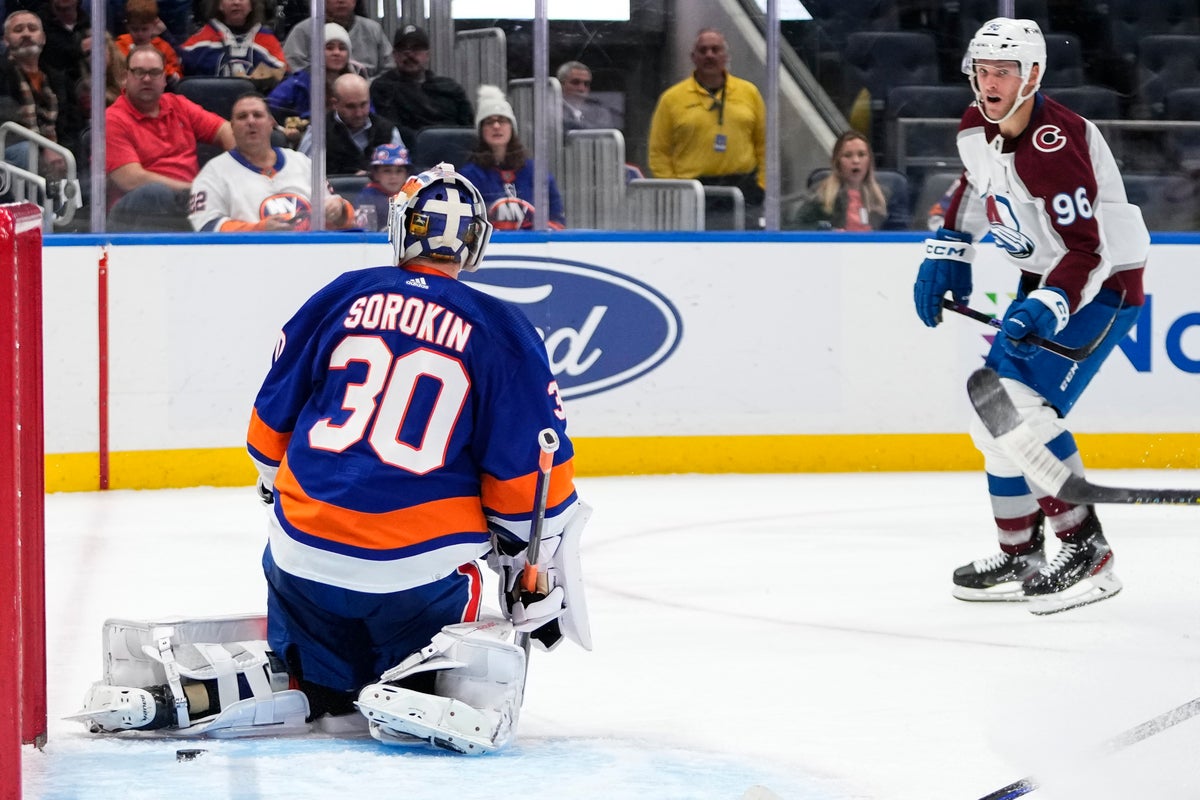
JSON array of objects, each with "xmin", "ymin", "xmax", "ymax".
[
  {"xmin": 952, "ymin": 547, "xmax": 1046, "ymax": 601},
  {"xmin": 1022, "ymin": 519, "xmax": 1122, "ymax": 615}
]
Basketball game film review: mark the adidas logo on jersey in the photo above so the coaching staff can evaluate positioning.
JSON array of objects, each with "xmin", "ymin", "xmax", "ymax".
[{"xmin": 406, "ymin": 276, "xmax": 430, "ymax": 289}]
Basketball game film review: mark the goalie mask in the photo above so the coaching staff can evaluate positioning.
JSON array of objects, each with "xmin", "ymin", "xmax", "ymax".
[
  {"xmin": 387, "ymin": 163, "xmax": 493, "ymax": 271},
  {"xmin": 962, "ymin": 17, "xmax": 1045, "ymax": 125}
]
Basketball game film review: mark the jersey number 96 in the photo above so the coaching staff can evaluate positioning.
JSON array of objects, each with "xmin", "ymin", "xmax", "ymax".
[{"xmin": 1051, "ymin": 187, "xmax": 1094, "ymax": 226}]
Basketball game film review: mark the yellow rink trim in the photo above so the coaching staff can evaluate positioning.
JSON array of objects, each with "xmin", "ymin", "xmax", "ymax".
[{"xmin": 43, "ymin": 433, "xmax": 1200, "ymax": 493}]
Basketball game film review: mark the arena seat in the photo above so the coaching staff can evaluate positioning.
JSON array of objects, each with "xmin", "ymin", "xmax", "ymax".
[{"xmin": 174, "ymin": 77, "xmax": 257, "ymax": 120}]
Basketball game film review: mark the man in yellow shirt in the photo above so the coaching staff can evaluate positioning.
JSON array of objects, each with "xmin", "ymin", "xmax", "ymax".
[{"xmin": 647, "ymin": 28, "xmax": 766, "ymax": 228}]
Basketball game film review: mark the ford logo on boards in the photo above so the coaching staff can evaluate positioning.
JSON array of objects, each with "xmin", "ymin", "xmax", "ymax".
[{"xmin": 463, "ymin": 256, "xmax": 682, "ymax": 400}]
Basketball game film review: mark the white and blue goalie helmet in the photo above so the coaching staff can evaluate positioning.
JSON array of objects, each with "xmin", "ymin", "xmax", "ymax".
[{"xmin": 387, "ymin": 163, "xmax": 494, "ymax": 271}]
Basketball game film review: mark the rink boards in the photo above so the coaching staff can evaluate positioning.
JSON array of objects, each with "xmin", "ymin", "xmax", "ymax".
[{"xmin": 40, "ymin": 231, "xmax": 1200, "ymax": 490}]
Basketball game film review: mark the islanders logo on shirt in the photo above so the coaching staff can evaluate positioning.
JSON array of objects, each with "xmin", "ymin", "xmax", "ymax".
[
  {"xmin": 985, "ymin": 194, "xmax": 1035, "ymax": 259},
  {"xmin": 259, "ymin": 193, "xmax": 312, "ymax": 230}
]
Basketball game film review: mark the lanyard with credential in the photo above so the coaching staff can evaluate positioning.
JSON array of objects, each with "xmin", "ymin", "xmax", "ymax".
[
  {"xmin": 709, "ymin": 84, "xmax": 726, "ymax": 153},
  {"xmin": 708, "ymin": 84, "xmax": 725, "ymax": 126}
]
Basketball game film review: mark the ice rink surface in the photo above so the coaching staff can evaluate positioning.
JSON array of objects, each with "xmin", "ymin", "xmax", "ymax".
[{"xmin": 22, "ymin": 471, "xmax": 1200, "ymax": 799}]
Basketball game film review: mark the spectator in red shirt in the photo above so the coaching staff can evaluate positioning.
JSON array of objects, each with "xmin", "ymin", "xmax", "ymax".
[{"xmin": 105, "ymin": 45, "xmax": 234, "ymax": 231}]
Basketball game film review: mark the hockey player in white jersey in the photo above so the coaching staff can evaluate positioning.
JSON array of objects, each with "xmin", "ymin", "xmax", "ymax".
[
  {"xmin": 187, "ymin": 92, "xmax": 355, "ymax": 232},
  {"xmin": 913, "ymin": 18, "xmax": 1149, "ymax": 613}
]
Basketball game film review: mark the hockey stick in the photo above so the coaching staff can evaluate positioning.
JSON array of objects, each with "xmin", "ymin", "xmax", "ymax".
[
  {"xmin": 514, "ymin": 427, "xmax": 561, "ymax": 659},
  {"xmin": 976, "ymin": 694, "xmax": 1200, "ymax": 799},
  {"xmin": 941, "ymin": 300, "xmax": 1114, "ymax": 362},
  {"xmin": 967, "ymin": 368, "xmax": 1200, "ymax": 506}
]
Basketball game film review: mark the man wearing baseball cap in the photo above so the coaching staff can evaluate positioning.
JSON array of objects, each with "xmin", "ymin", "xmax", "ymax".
[{"xmin": 371, "ymin": 24, "xmax": 474, "ymax": 144}]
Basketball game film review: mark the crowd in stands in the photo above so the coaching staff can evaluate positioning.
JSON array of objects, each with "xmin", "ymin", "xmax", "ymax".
[
  {"xmin": 0, "ymin": 0, "xmax": 884, "ymax": 234},
  {"xmin": 6, "ymin": 0, "xmax": 1192, "ymax": 234},
  {"xmin": 1, "ymin": 0, "xmax": 636, "ymax": 232}
]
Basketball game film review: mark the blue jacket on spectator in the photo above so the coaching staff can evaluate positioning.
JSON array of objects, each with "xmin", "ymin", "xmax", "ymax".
[{"xmin": 459, "ymin": 160, "xmax": 566, "ymax": 230}]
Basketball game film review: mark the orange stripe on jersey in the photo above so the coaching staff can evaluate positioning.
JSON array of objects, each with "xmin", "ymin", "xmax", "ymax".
[
  {"xmin": 274, "ymin": 464, "xmax": 488, "ymax": 550},
  {"xmin": 481, "ymin": 459, "xmax": 576, "ymax": 515},
  {"xmin": 247, "ymin": 409, "xmax": 291, "ymax": 463}
]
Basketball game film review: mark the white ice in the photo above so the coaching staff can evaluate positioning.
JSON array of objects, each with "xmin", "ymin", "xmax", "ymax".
[{"xmin": 22, "ymin": 471, "xmax": 1200, "ymax": 799}]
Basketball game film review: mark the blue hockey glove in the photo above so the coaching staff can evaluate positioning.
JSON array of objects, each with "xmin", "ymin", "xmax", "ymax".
[
  {"xmin": 914, "ymin": 228, "xmax": 975, "ymax": 327},
  {"xmin": 1000, "ymin": 287, "xmax": 1071, "ymax": 359}
]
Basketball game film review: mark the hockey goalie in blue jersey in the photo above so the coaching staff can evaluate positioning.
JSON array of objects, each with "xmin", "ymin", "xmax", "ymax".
[{"xmin": 69, "ymin": 164, "xmax": 592, "ymax": 754}]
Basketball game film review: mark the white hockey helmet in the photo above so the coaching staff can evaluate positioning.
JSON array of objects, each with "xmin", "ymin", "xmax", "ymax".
[
  {"xmin": 962, "ymin": 17, "xmax": 1046, "ymax": 124},
  {"xmin": 387, "ymin": 163, "xmax": 493, "ymax": 272}
]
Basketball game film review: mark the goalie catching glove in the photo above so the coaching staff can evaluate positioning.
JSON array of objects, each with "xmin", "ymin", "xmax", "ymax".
[{"xmin": 487, "ymin": 501, "xmax": 592, "ymax": 652}]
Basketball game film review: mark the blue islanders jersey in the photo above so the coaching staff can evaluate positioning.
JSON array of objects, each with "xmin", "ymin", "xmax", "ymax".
[{"xmin": 247, "ymin": 263, "xmax": 578, "ymax": 594}]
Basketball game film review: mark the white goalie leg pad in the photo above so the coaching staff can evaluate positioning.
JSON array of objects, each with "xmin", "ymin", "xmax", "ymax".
[
  {"xmin": 181, "ymin": 689, "xmax": 310, "ymax": 738},
  {"xmin": 355, "ymin": 618, "xmax": 526, "ymax": 754},
  {"xmin": 68, "ymin": 614, "xmax": 309, "ymax": 737}
]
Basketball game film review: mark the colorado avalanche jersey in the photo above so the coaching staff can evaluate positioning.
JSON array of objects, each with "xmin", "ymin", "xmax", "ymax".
[
  {"xmin": 247, "ymin": 264, "xmax": 578, "ymax": 594},
  {"xmin": 189, "ymin": 148, "xmax": 329, "ymax": 231},
  {"xmin": 943, "ymin": 94, "xmax": 1149, "ymax": 310}
]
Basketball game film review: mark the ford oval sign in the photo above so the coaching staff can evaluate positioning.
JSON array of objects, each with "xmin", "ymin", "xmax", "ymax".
[{"xmin": 463, "ymin": 256, "xmax": 682, "ymax": 400}]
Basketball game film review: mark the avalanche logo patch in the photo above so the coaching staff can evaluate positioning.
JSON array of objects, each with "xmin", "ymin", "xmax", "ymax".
[
  {"xmin": 1032, "ymin": 124, "xmax": 1067, "ymax": 153},
  {"xmin": 985, "ymin": 194, "xmax": 1036, "ymax": 259},
  {"xmin": 464, "ymin": 256, "xmax": 682, "ymax": 399}
]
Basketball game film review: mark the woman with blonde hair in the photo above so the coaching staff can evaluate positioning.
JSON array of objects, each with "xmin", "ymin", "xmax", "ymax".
[{"xmin": 792, "ymin": 130, "xmax": 889, "ymax": 231}]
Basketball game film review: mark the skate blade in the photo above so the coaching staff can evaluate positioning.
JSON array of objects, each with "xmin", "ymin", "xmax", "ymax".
[
  {"xmin": 952, "ymin": 582, "xmax": 1031, "ymax": 602},
  {"xmin": 1027, "ymin": 572, "xmax": 1124, "ymax": 616}
]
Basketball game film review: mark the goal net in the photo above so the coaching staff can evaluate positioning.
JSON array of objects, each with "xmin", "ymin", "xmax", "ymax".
[{"xmin": 0, "ymin": 202, "xmax": 47, "ymax": 800}]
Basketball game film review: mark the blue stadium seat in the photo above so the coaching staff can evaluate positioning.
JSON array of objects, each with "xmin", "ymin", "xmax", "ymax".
[
  {"xmin": 173, "ymin": 77, "xmax": 257, "ymax": 120},
  {"xmin": 1043, "ymin": 32, "xmax": 1084, "ymax": 88},
  {"xmin": 327, "ymin": 175, "xmax": 370, "ymax": 198},
  {"xmin": 1047, "ymin": 85, "xmax": 1122, "ymax": 119},
  {"xmin": 885, "ymin": 84, "xmax": 974, "ymax": 169},
  {"xmin": 412, "ymin": 127, "xmax": 477, "ymax": 172},
  {"xmin": 1136, "ymin": 34, "xmax": 1200, "ymax": 118},
  {"xmin": 844, "ymin": 31, "xmax": 940, "ymax": 111},
  {"xmin": 844, "ymin": 31, "xmax": 940, "ymax": 160},
  {"xmin": 957, "ymin": 0, "xmax": 1051, "ymax": 48},
  {"xmin": 1122, "ymin": 172, "xmax": 1197, "ymax": 231},
  {"xmin": 1163, "ymin": 87, "xmax": 1200, "ymax": 169}
]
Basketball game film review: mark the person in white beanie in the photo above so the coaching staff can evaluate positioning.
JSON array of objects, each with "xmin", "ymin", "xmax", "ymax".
[
  {"xmin": 267, "ymin": 21, "xmax": 368, "ymax": 144},
  {"xmin": 459, "ymin": 85, "xmax": 566, "ymax": 230}
]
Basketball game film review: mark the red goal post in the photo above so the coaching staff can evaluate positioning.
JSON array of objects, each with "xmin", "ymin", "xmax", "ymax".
[{"xmin": 0, "ymin": 202, "xmax": 47, "ymax": 800}]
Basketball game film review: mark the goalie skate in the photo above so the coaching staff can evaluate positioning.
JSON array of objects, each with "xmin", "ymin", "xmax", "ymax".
[{"xmin": 65, "ymin": 684, "xmax": 174, "ymax": 732}]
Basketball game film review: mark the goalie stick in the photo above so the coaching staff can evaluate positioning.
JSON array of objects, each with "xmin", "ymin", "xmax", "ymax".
[
  {"xmin": 967, "ymin": 368, "xmax": 1200, "ymax": 506},
  {"xmin": 514, "ymin": 427, "xmax": 561, "ymax": 659},
  {"xmin": 976, "ymin": 694, "xmax": 1200, "ymax": 800},
  {"xmin": 941, "ymin": 300, "xmax": 1114, "ymax": 362}
]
